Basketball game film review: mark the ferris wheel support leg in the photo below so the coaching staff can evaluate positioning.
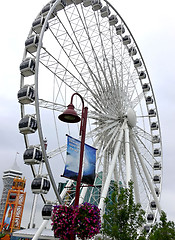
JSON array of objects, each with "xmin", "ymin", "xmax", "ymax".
[
  {"xmin": 124, "ymin": 123, "xmax": 131, "ymax": 188},
  {"xmin": 32, "ymin": 220, "xmax": 48, "ymax": 240},
  {"xmin": 132, "ymin": 135, "xmax": 161, "ymax": 214},
  {"xmin": 60, "ymin": 179, "xmax": 74, "ymax": 200},
  {"xmin": 79, "ymin": 184, "xmax": 88, "ymax": 204},
  {"xmin": 130, "ymin": 150, "xmax": 140, "ymax": 204},
  {"xmin": 29, "ymin": 194, "xmax": 38, "ymax": 228},
  {"xmin": 98, "ymin": 120, "xmax": 126, "ymax": 215}
]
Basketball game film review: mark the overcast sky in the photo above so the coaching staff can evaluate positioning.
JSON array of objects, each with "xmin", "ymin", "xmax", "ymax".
[{"xmin": 0, "ymin": 0, "xmax": 175, "ymax": 228}]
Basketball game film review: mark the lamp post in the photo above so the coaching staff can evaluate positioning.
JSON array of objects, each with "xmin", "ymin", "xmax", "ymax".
[{"xmin": 58, "ymin": 92, "xmax": 88, "ymax": 239}]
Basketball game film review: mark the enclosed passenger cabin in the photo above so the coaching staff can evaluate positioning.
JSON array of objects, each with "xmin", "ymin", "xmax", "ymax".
[
  {"xmin": 144, "ymin": 225, "xmax": 150, "ymax": 233},
  {"xmin": 146, "ymin": 96, "xmax": 153, "ymax": 104},
  {"xmin": 154, "ymin": 148, "xmax": 161, "ymax": 157},
  {"xmin": 116, "ymin": 25, "xmax": 125, "ymax": 35},
  {"xmin": 152, "ymin": 135, "xmax": 160, "ymax": 143},
  {"xmin": 150, "ymin": 201, "xmax": 156, "ymax": 210},
  {"xmin": 92, "ymin": 0, "xmax": 102, "ymax": 11},
  {"xmin": 100, "ymin": 6, "xmax": 110, "ymax": 18},
  {"xmin": 155, "ymin": 187, "xmax": 160, "ymax": 197},
  {"xmin": 19, "ymin": 115, "xmax": 37, "ymax": 134},
  {"xmin": 153, "ymin": 175, "xmax": 161, "ymax": 184},
  {"xmin": 139, "ymin": 71, "xmax": 146, "ymax": 79},
  {"xmin": 50, "ymin": 0, "xmax": 66, "ymax": 11},
  {"xmin": 122, "ymin": 35, "xmax": 131, "ymax": 45},
  {"xmin": 148, "ymin": 109, "xmax": 156, "ymax": 117},
  {"xmin": 31, "ymin": 176, "xmax": 50, "ymax": 194},
  {"xmin": 147, "ymin": 213, "xmax": 154, "ymax": 223},
  {"xmin": 128, "ymin": 47, "xmax": 137, "ymax": 56},
  {"xmin": 153, "ymin": 162, "xmax": 161, "ymax": 170},
  {"xmin": 20, "ymin": 58, "xmax": 35, "ymax": 77},
  {"xmin": 41, "ymin": 3, "xmax": 55, "ymax": 19},
  {"xmin": 134, "ymin": 59, "xmax": 142, "ymax": 68},
  {"xmin": 32, "ymin": 16, "xmax": 49, "ymax": 34},
  {"xmin": 25, "ymin": 34, "xmax": 39, "ymax": 53},
  {"xmin": 17, "ymin": 85, "xmax": 35, "ymax": 104},
  {"xmin": 23, "ymin": 146, "xmax": 42, "ymax": 165},
  {"xmin": 42, "ymin": 203, "xmax": 53, "ymax": 220},
  {"xmin": 151, "ymin": 122, "xmax": 159, "ymax": 130},
  {"xmin": 142, "ymin": 83, "xmax": 150, "ymax": 92},
  {"xmin": 83, "ymin": 0, "xmax": 92, "ymax": 7},
  {"xmin": 109, "ymin": 15, "xmax": 118, "ymax": 26}
]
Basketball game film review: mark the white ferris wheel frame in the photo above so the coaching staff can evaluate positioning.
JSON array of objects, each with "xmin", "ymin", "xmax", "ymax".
[{"xmin": 19, "ymin": 0, "xmax": 163, "ymax": 238}]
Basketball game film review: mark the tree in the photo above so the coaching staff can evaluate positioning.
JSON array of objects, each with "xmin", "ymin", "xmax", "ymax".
[
  {"xmin": 102, "ymin": 181, "xmax": 146, "ymax": 240},
  {"xmin": 149, "ymin": 211, "xmax": 175, "ymax": 240}
]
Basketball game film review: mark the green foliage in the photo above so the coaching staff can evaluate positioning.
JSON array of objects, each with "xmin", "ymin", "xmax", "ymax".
[
  {"xmin": 102, "ymin": 181, "xmax": 146, "ymax": 240},
  {"xmin": 149, "ymin": 211, "xmax": 175, "ymax": 240}
]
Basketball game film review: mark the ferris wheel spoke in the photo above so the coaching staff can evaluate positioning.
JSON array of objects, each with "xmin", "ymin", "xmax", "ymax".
[
  {"xmin": 131, "ymin": 133, "xmax": 161, "ymax": 214},
  {"xmin": 134, "ymin": 125, "xmax": 153, "ymax": 142},
  {"xmin": 132, "ymin": 147, "xmax": 151, "ymax": 207},
  {"xmin": 98, "ymin": 120, "xmax": 126, "ymax": 213},
  {"xmin": 131, "ymin": 92, "xmax": 144, "ymax": 109},
  {"xmin": 60, "ymin": 7, "xmax": 107, "ymax": 98},
  {"xmin": 130, "ymin": 150, "xmax": 140, "ymax": 204}
]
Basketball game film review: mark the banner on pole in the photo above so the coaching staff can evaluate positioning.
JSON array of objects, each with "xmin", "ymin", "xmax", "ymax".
[{"xmin": 62, "ymin": 135, "xmax": 96, "ymax": 185}]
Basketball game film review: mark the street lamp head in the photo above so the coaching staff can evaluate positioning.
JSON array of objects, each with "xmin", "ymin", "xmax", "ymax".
[{"xmin": 58, "ymin": 104, "xmax": 81, "ymax": 123}]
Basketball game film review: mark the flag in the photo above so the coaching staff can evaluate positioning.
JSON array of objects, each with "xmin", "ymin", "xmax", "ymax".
[{"xmin": 62, "ymin": 135, "xmax": 96, "ymax": 185}]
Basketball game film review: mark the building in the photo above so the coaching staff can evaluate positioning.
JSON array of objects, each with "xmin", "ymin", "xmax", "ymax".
[{"xmin": 0, "ymin": 159, "xmax": 22, "ymax": 222}]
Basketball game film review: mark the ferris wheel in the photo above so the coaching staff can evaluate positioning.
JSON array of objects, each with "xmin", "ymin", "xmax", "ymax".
[{"xmin": 18, "ymin": 0, "xmax": 163, "ymax": 235}]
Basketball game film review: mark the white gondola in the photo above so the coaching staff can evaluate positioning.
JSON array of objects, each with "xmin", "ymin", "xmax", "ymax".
[
  {"xmin": 63, "ymin": 0, "xmax": 82, "ymax": 5},
  {"xmin": 144, "ymin": 225, "xmax": 150, "ymax": 233},
  {"xmin": 25, "ymin": 34, "xmax": 39, "ymax": 53},
  {"xmin": 63, "ymin": 0, "xmax": 72, "ymax": 6},
  {"xmin": 153, "ymin": 175, "xmax": 161, "ymax": 184},
  {"xmin": 148, "ymin": 109, "xmax": 156, "ymax": 117},
  {"xmin": 128, "ymin": 47, "xmax": 137, "ymax": 56},
  {"xmin": 150, "ymin": 201, "xmax": 157, "ymax": 210},
  {"xmin": 19, "ymin": 115, "xmax": 37, "ymax": 134},
  {"xmin": 31, "ymin": 176, "xmax": 50, "ymax": 194},
  {"xmin": 155, "ymin": 187, "xmax": 160, "ymax": 197},
  {"xmin": 153, "ymin": 162, "xmax": 161, "ymax": 170},
  {"xmin": 100, "ymin": 6, "xmax": 110, "ymax": 18},
  {"xmin": 116, "ymin": 24, "xmax": 125, "ymax": 35},
  {"xmin": 151, "ymin": 122, "xmax": 159, "ymax": 130},
  {"xmin": 23, "ymin": 146, "xmax": 42, "ymax": 165},
  {"xmin": 83, "ymin": 0, "xmax": 92, "ymax": 7},
  {"xmin": 20, "ymin": 58, "xmax": 35, "ymax": 77},
  {"xmin": 17, "ymin": 85, "xmax": 35, "ymax": 104},
  {"xmin": 142, "ymin": 83, "xmax": 150, "ymax": 92},
  {"xmin": 122, "ymin": 35, "xmax": 131, "ymax": 45},
  {"xmin": 109, "ymin": 15, "xmax": 118, "ymax": 26},
  {"xmin": 146, "ymin": 96, "xmax": 153, "ymax": 104},
  {"xmin": 51, "ymin": 0, "xmax": 66, "ymax": 11},
  {"xmin": 133, "ymin": 59, "xmax": 142, "ymax": 68},
  {"xmin": 92, "ymin": 0, "xmax": 102, "ymax": 11},
  {"xmin": 139, "ymin": 71, "xmax": 146, "ymax": 79},
  {"xmin": 32, "ymin": 16, "xmax": 49, "ymax": 34},
  {"xmin": 154, "ymin": 148, "xmax": 161, "ymax": 157},
  {"xmin": 41, "ymin": 3, "xmax": 55, "ymax": 19},
  {"xmin": 147, "ymin": 213, "xmax": 154, "ymax": 223},
  {"xmin": 42, "ymin": 203, "xmax": 53, "ymax": 220},
  {"xmin": 152, "ymin": 135, "xmax": 160, "ymax": 143}
]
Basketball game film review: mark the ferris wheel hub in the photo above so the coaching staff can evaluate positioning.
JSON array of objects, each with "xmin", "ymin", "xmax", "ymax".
[{"xmin": 127, "ymin": 108, "xmax": 137, "ymax": 127}]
